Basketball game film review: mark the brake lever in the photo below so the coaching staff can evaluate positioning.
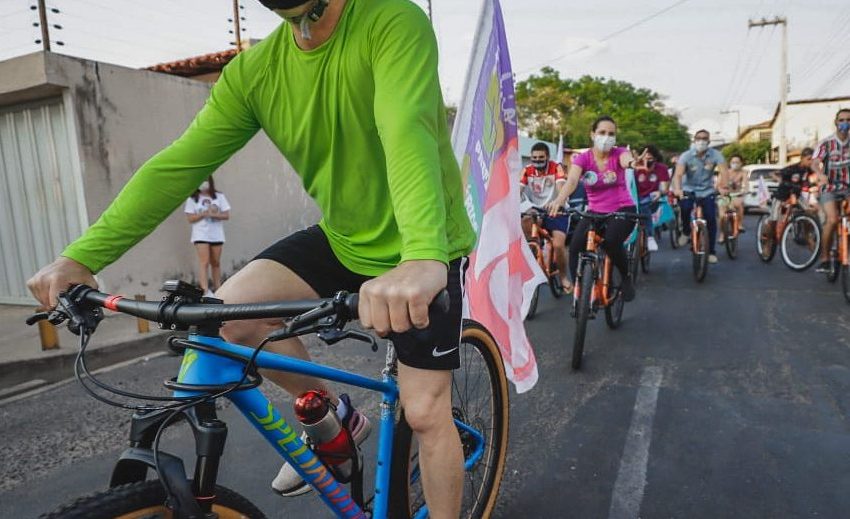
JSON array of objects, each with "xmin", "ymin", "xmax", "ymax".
[
  {"xmin": 25, "ymin": 310, "xmax": 69, "ymax": 326},
  {"xmin": 317, "ymin": 328, "xmax": 379, "ymax": 352}
]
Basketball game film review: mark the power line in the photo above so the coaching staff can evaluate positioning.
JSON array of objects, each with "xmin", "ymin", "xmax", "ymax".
[
  {"xmin": 725, "ymin": 28, "xmax": 766, "ymax": 108},
  {"xmin": 721, "ymin": 30, "xmax": 753, "ymax": 110},
  {"xmin": 516, "ymin": 0, "xmax": 691, "ymax": 76}
]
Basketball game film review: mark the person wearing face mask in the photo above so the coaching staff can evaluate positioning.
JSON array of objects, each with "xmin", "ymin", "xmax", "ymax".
[
  {"xmin": 763, "ymin": 148, "xmax": 816, "ymax": 236},
  {"xmin": 26, "ymin": 0, "xmax": 475, "ymax": 513},
  {"xmin": 717, "ymin": 154, "xmax": 747, "ymax": 244},
  {"xmin": 554, "ymin": 115, "xmax": 642, "ymax": 302},
  {"xmin": 520, "ymin": 142, "xmax": 571, "ymax": 290},
  {"xmin": 672, "ymin": 129, "xmax": 730, "ymax": 263},
  {"xmin": 812, "ymin": 108, "xmax": 850, "ymax": 273},
  {"xmin": 184, "ymin": 176, "xmax": 231, "ymax": 297},
  {"xmin": 634, "ymin": 144, "xmax": 670, "ymax": 251}
]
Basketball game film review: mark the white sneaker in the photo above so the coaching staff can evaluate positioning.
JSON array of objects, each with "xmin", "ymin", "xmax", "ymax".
[
  {"xmin": 708, "ymin": 254, "xmax": 718, "ymax": 264},
  {"xmin": 677, "ymin": 234, "xmax": 689, "ymax": 247},
  {"xmin": 204, "ymin": 289, "xmax": 214, "ymax": 298},
  {"xmin": 647, "ymin": 236, "xmax": 659, "ymax": 252}
]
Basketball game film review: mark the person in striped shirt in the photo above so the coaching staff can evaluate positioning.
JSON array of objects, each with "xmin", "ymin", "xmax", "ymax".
[{"xmin": 813, "ymin": 108, "xmax": 850, "ymax": 272}]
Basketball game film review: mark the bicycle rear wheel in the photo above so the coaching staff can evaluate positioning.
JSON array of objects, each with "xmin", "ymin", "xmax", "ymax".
[
  {"xmin": 841, "ymin": 265, "xmax": 850, "ymax": 303},
  {"xmin": 693, "ymin": 224, "xmax": 709, "ymax": 283},
  {"xmin": 640, "ymin": 229, "xmax": 651, "ymax": 274},
  {"xmin": 572, "ymin": 261, "xmax": 595, "ymax": 370},
  {"xmin": 780, "ymin": 214, "xmax": 821, "ymax": 271},
  {"xmin": 548, "ymin": 271, "xmax": 565, "ymax": 299},
  {"xmin": 757, "ymin": 215, "xmax": 777, "ymax": 262},
  {"xmin": 604, "ymin": 267, "xmax": 625, "ymax": 329},
  {"xmin": 670, "ymin": 209, "xmax": 682, "ymax": 249},
  {"xmin": 389, "ymin": 320, "xmax": 510, "ymax": 519},
  {"xmin": 40, "ymin": 480, "xmax": 265, "ymax": 519}
]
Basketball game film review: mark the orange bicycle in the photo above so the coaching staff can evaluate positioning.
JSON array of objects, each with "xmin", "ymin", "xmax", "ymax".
[
  {"xmin": 757, "ymin": 190, "xmax": 821, "ymax": 271},
  {"xmin": 522, "ymin": 207, "xmax": 567, "ymax": 318},
  {"xmin": 718, "ymin": 192, "xmax": 747, "ymax": 260},
  {"xmin": 822, "ymin": 190, "xmax": 850, "ymax": 303},
  {"xmin": 681, "ymin": 193, "xmax": 710, "ymax": 282},
  {"xmin": 567, "ymin": 208, "xmax": 643, "ymax": 370}
]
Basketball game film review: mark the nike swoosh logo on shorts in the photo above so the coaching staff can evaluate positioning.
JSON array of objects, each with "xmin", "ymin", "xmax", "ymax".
[{"xmin": 432, "ymin": 346, "xmax": 459, "ymax": 358}]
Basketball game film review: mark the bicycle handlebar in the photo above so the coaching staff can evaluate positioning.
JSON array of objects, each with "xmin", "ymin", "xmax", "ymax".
[
  {"xmin": 565, "ymin": 208, "xmax": 647, "ymax": 222},
  {"xmin": 28, "ymin": 283, "xmax": 450, "ymax": 335}
]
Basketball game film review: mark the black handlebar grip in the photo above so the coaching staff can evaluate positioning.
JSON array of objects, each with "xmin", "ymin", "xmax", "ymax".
[{"xmin": 345, "ymin": 288, "xmax": 451, "ymax": 320}]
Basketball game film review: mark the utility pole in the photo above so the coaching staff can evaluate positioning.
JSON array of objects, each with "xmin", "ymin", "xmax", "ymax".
[
  {"xmin": 721, "ymin": 109, "xmax": 741, "ymax": 140},
  {"xmin": 749, "ymin": 16, "xmax": 788, "ymax": 166},
  {"xmin": 36, "ymin": 0, "xmax": 50, "ymax": 51},
  {"xmin": 232, "ymin": 0, "xmax": 243, "ymax": 52}
]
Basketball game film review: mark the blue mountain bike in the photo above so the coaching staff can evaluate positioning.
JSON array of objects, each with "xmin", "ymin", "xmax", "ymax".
[{"xmin": 28, "ymin": 281, "xmax": 509, "ymax": 518}]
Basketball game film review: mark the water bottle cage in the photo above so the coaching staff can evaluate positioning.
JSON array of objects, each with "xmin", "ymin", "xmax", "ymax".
[{"xmin": 306, "ymin": 423, "xmax": 360, "ymax": 485}]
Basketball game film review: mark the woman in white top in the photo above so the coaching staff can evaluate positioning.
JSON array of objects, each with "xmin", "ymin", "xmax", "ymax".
[{"xmin": 184, "ymin": 175, "xmax": 230, "ymax": 296}]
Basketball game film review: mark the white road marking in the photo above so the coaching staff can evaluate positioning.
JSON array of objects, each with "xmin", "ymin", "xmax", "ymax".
[{"xmin": 608, "ymin": 366, "xmax": 664, "ymax": 519}]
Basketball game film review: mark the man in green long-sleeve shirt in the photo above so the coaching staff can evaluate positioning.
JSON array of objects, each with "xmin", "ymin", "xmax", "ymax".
[{"xmin": 28, "ymin": 0, "xmax": 475, "ymax": 515}]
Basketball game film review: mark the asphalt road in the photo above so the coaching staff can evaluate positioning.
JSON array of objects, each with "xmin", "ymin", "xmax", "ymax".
[{"xmin": 1, "ymin": 216, "xmax": 849, "ymax": 518}]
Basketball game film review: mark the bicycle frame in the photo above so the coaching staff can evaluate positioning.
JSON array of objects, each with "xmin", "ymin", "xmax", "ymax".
[
  {"xmin": 573, "ymin": 228, "xmax": 615, "ymax": 310},
  {"xmin": 840, "ymin": 198, "xmax": 850, "ymax": 266},
  {"xmin": 528, "ymin": 214, "xmax": 556, "ymax": 277},
  {"xmin": 138, "ymin": 335, "xmax": 485, "ymax": 519}
]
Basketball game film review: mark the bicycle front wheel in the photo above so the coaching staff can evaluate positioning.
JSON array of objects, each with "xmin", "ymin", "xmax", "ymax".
[
  {"xmin": 526, "ymin": 284, "xmax": 540, "ymax": 320},
  {"xmin": 724, "ymin": 217, "xmax": 738, "ymax": 259},
  {"xmin": 40, "ymin": 480, "xmax": 265, "ymax": 519},
  {"xmin": 693, "ymin": 224, "xmax": 709, "ymax": 283},
  {"xmin": 389, "ymin": 320, "xmax": 510, "ymax": 519},
  {"xmin": 572, "ymin": 261, "xmax": 595, "ymax": 370},
  {"xmin": 757, "ymin": 215, "xmax": 777, "ymax": 262},
  {"xmin": 670, "ymin": 210, "xmax": 682, "ymax": 249},
  {"xmin": 780, "ymin": 214, "xmax": 821, "ymax": 271}
]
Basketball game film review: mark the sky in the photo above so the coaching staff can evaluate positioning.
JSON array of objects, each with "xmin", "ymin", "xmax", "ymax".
[{"xmin": 1, "ymin": 0, "xmax": 849, "ymax": 143}]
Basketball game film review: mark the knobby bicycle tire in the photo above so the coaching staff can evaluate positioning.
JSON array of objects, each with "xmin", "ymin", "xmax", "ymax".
[
  {"xmin": 693, "ymin": 224, "xmax": 709, "ymax": 283},
  {"xmin": 604, "ymin": 267, "xmax": 625, "ymax": 329},
  {"xmin": 572, "ymin": 262, "xmax": 595, "ymax": 370},
  {"xmin": 40, "ymin": 480, "xmax": 265, "ymax": 519},
  {"xmin": 389, "ymin": 320, "xmax": 509, "ymax": 519},
  {"xmin": 779, "ymin": 214, "xmax": 821, "ymax": 271},
  {"xmin": 757, "ymin": 215, "xmax": 777, "ymax": 262}
]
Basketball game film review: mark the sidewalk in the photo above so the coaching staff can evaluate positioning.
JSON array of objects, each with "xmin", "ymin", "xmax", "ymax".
[{"xmin": 0, "ymin": 305, "xmax": 170, "ymax": 397}]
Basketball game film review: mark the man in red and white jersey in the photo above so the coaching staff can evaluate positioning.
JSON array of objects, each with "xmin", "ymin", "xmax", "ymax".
[{"xmin": 813, "ymin": 108, "xmax": 850, "ymax": 272}]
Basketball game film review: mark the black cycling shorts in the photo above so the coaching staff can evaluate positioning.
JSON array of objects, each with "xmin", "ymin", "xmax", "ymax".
[{"xmin": 253, "ymin": 226, "xmax": 466, "ymax": 370}]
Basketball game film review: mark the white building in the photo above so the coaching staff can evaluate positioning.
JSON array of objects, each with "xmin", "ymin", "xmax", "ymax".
[{"xmin": 769, "ymin": 96, "xmax": 850, "ymax": 158}]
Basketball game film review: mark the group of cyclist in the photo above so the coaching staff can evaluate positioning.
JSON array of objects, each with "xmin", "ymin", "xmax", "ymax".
[{"xmin": 520, "ymin": 106, "xmax": 850, "ymax": 293}]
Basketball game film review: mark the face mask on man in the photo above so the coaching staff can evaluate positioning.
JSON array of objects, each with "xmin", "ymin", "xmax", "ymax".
[
  {"xmin": 693, "ymin": 140, "xmax": 709, "ymax": 153},
  {"xmin": 531, "ymin": 159, "xmax": 547, "ymax": 170},
  {"xmin": 593, "ymin": 135, "xmax": 616, "ymax": 153},
  {"xmin": 838, "ymin": 122, "xmax": 850, "ymax": 134},
  {"xmin": 730, "ymin": 161, "xmax": 742, "ymax": 170}
]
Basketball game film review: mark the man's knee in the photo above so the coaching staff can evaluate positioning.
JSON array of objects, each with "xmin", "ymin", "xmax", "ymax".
[{"xmin": 400, "ymin": 372, "xmax": 453, "ymax": 435}]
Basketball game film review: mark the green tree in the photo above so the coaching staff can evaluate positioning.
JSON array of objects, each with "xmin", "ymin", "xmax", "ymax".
[
  {"xmin": 721, "ymin": 140, "xmax": 772, "ymax": 165},
  {"xmin": 515, "ymin": 67, "xmax": 690, "ymax": 154}
]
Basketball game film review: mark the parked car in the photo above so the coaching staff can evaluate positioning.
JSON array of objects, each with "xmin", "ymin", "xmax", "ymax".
[{"xmin": 743, "ymin": 164, "xmax": 781, "ymax": 213}]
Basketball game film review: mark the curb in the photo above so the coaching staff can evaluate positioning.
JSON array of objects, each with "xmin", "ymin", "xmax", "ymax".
[{"xmin": 0, "ymin": 332, "xmax": 171, "ymax": 394}]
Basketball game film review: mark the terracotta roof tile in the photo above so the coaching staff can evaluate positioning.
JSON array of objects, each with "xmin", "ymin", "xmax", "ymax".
[{"xmin": 147, "ymin": 49, "xmax": 238, "ymax": 77}]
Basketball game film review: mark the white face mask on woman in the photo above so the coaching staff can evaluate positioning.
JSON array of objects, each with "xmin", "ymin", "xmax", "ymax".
[
  {"xmin": 593, "ymin": 135, "xmax": 616, "ymax": 153},
  {"xmin": 199, "ymin": 181, "xmax": 210, "ymax": 192}
]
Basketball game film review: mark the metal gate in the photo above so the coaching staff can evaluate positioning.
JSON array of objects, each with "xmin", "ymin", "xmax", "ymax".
[{"xmin": 0, "ymin": 97, "xmax": 86, "ymax": 305}]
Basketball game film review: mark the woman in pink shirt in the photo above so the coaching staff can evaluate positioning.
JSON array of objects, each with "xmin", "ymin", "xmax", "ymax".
[{"xmin": 551, "ymin": 116, "xmax": 640, "ymax": 301}]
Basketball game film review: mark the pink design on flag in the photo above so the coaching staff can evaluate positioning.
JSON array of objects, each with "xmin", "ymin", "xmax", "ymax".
[{"xmin": 451, "ymin": 0, "xmax": 546, "ymax": 393}]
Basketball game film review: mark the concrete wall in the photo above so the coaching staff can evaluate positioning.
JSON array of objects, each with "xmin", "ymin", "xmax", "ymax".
[{"xmin": 1, "ymin": 52, "xmax": 320, "ymax": 300}]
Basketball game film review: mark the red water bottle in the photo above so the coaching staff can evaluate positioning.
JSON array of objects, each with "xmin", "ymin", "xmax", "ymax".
[{"xmin": 293, "ymin": 390, "xmax": 356, "ymax": 480}]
